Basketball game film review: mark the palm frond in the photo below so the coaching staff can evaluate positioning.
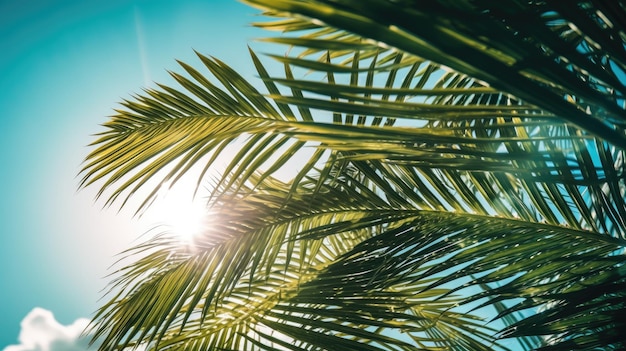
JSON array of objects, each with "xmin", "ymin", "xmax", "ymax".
[
  {"xmin": 83, "ymin": 1, "xmax": 626, "ymax": 350},
  {"xmin": 88, "ymin": 175, "xmax": 383, "ymax": 350},
  {"xmin": 90, "ymin": 171, "xmax": 625, "ymax": 350},
  {"xmin": 251, "ymin": 40, "xmax": 626, "ymax": 238},
  {"xmin": 245, "ymin": 0, "xmax": 626, "ymax": 147},
  {"xmin": 80, "ymin": 51, "xmax": 324, "ymax": 213}
]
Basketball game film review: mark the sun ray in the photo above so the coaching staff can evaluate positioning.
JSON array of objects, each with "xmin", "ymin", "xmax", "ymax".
[{"xmin": 134, "ymin": 6, "xmax": 151, "ymax": 87}]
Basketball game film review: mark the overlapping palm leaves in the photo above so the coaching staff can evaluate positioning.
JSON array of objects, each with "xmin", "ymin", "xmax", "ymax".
[
  {"xmin": 246, "ymin": 0, "xmax": 626, "ymax": 147},
  {"xmin": 81, "ymin": 1, "xmax": 626, "ymax": 350}
]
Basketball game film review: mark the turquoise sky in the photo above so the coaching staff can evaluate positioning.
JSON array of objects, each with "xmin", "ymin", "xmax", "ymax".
[{"xmin": 0, "ymin": 1, "xmax": 270, "ymax": 348}]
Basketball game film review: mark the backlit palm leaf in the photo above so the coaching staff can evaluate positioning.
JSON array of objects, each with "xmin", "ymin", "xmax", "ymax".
[
  {"xmin": 82, "ymin": 1, "xmax": 626, "ymax": 350},
  {"xmin": 88, "ymin": 176, "xmax": 496, "ymax": 350},
  {"xmin": 245, "ymin": 0, "xmax": 626, "ymax": 147},
  {"xmin": 88, "ymin": 165, "xmax": 626, "ymax": 350},
  {"xmin": 255, "ymin": 53, "xmax": 626, "ymax": 238}
]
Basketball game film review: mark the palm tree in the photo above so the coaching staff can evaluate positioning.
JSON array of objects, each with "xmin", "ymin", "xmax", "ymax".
[{"xmin": 81, "ymin": 1, "xmax": 626, "ymax": 350}]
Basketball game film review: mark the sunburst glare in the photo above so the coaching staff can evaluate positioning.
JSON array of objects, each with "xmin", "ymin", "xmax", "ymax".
[{"xmin": 145, "ymin": 180, "xmax": 208, "ymax": 243}]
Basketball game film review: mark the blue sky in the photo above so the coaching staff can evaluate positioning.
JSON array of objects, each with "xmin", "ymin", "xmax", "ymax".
[{"xmin": 0, "ymin": 1, "xmax": 269, "ymax": 348}]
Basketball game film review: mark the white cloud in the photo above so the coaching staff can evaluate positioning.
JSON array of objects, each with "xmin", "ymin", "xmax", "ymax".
[
  {"xmin": 3, "ymin": 308, "xmax": 146, "ymax": 351},
  {"xmin": 5, "ymin": 307, "xmax": 297, "ymax": 351},
  {"xmin": 3, "ymin": 308, "xmax": 93, "ymax": 351}
]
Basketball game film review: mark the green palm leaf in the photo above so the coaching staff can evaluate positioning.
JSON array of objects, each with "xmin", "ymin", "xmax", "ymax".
[
  {"xmin": 89, "ymin": 170, "xmax": 625, "ymax": 350},
  {"xmin": 82, "ymin": 1, "xmax": 626, "ymax": 350},
  {"xmin": 245, "ymin": 0, "xmax": 626, "ymax": 147}
]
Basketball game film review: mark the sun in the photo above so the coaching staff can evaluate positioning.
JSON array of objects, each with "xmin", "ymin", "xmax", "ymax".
[{"xmin": 144, "ymin": 180, "xmax": 208, "ymax": 243}]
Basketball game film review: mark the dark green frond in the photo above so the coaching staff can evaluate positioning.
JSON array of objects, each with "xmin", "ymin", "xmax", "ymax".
[{"xmin": 245, "ymin": 0, "xmax": 626, "ymax": 147}]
